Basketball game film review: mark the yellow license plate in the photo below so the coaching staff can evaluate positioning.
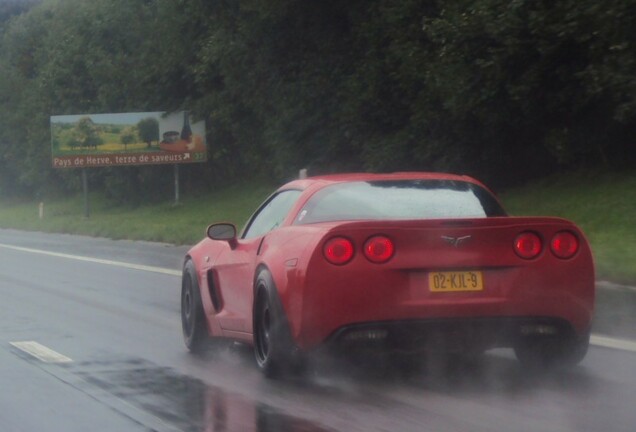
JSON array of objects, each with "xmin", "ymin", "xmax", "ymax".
[{"xmin": 428, "ymin": 271, "xmax": 484, "ymax": 292}]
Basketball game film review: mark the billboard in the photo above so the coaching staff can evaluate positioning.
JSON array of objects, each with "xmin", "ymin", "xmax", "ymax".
[{"xmin": 50, "ymin": 111, "xmax": 206, "ymax": 168}]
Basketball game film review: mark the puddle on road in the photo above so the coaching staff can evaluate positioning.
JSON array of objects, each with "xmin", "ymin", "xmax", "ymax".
[{"xmin": 78, "ymin": 361, "xmax": 333, "ymax": 432}]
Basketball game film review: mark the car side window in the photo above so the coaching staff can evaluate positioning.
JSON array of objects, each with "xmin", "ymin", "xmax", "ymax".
[{"xmin": 242, "ymin": 190, "xmax": 302, "ymax": 239}]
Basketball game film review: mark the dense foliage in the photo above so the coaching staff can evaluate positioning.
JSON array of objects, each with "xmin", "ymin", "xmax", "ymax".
[{"xmin": 0, "ymin": 0, "xmax": 634, "ymax": 200}]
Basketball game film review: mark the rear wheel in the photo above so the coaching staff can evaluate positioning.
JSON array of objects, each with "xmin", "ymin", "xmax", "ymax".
[
  {"xmin": 253, "ymin": 271, "xmax": 298, "ymax": 378},
  {"xmin": 181, "ymin": 260, "xmax": 208, "ymax": 353},
  {"xmin": 514, "ymin": 332, "xmax": 589, "ymax": 369}
]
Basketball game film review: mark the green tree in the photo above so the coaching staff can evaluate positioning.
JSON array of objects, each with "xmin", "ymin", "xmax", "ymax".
[
  {"xmin": 1, "ymin": 0, "xmax": 635, "ymax": 200},
  {"xmin": 120, "ymin": 126, "xmax": 137, "ymax": 152},
  {"xmin": 137, "ymin": 117, "xmax": 159, "ymax": 148},
  {"xmin": 75, "ymin": 116, "xmax": 101, "ymax": 150}
]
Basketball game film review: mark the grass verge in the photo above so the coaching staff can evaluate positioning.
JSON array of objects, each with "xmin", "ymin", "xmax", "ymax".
[
  {"xmin": 0, "ymin": 170, "xmax": 634, "ymax": 283},
  {"xmin": 0, "ymin": 182, "xmax": 274, "ymax": 245},
  {"xmin": 500, "ymin": 170, "xmax": 636, "ymax": 284}
]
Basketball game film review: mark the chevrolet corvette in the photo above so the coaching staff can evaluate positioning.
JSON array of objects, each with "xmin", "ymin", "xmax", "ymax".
[{"xmin": 181, "ymin": 172, "xmax": 595, "ymax": 377}]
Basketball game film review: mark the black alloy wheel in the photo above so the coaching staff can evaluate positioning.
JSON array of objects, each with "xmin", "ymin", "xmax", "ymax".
[
  {"xmin": 181, "ymin": 260, "xmax": 208, "ymax": 353},
  {"xmin": 254, "ymin": 289, "xmax": 272, "ymax": 368},
  {"xmin": 253, "ymin": 270, "xmax": 300, "ymax": 378}
]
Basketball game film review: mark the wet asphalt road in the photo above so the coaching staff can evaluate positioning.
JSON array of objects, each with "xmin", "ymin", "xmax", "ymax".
[{"xmin": 1, "ymin": 228, "xmax": 635, "ymax": 432}]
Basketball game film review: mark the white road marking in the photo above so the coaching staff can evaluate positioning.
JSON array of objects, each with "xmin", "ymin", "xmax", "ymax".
[
  {"xmin": 10, "ymin": 341, "xmax": 73, "ymax": 363},
  {"xmin": 596, "ymin": 280, "xmax": 636, "ymax": 292},
  {"xmin": 590, "ymin": 335, "xmax": 636, "ymax": 353},
  {"xmin": 2, "ymin": 242, "xmax": 636, "ymax": 353},
  {"xmin": 0, "ymin": 243, "xmax": 181, "ymax": 276}
]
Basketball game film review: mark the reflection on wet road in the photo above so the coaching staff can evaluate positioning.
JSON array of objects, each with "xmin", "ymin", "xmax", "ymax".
[
  {"xmin": 76, "ymin": 357, "xmax": 333, "ymax": 432},
  {"xmin": 54, "ymin": 342, "xmax": 633, "ymax": 432}
]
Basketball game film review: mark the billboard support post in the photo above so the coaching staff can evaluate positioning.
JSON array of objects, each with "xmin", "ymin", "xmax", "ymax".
[
  {"xmin": 82, "ymin": 168, "xmax": 90, "ymax": 218},
  {"xmin": 174, "ymin": 164, "xmax": 180, "ymax": 206}
]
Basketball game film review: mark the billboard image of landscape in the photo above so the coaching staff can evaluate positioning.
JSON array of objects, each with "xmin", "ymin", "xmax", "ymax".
[{"xmin": 51, "ymin": 111, "xmax": 206, "ymax": 168}]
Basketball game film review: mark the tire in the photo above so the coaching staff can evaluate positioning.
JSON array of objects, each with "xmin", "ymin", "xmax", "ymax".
[
  {"xmin": 181, "ymin": 260, "xmax": 208, "ymax": 353},
  {"xmin": 514, "ymin": 331, "xmax": 589, "ymax": 369},
  {"xmin": 253, "ymin": 270, "xmax": 298, "ymax": 378}
]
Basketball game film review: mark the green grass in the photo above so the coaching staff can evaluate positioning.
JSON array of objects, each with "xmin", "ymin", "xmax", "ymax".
[
  {"xmin": 0, "ymin": 182, "xmax": 274, "ymax": 245},
  {"xmin": 500, "ymin": 170, "xmax": 636, "ymax": 284},
  {"xmin": 0, "ymin": 171, "xmax": 634, "ymax": 283},
  {"xmin": 53, "ymin": 141, "xmax": 158, "ymax": 155}
]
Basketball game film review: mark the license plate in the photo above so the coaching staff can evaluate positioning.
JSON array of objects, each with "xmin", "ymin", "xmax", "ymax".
[{"xmin": 428, "ymin": 271, "xmax": 484, "ymax": 292}]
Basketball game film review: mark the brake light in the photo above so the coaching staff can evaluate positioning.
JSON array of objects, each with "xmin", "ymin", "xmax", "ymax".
[
  {"xmin": 551, "ymin": 231, "xmax": 579, "ymax": 259},
  {"xmin": 363, "ymin": 235, "xmax": 395, "ymax": 263},
  {"xmin": 323, "ymin": 237, "xmax": 354, "ymax": 265},
  {"xmin": 514, "ymin": 232, "xmax": 542, "ymax": 259}
]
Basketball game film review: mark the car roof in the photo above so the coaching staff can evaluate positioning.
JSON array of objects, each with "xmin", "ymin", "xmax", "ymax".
[{"xmin": 282, "ymin": 172, "xmax": 483, "ymax": 191}]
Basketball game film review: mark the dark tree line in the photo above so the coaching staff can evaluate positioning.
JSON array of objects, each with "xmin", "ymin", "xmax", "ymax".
[{"xmin": 0, "ymin": 0, "xmax": 634, "ymax": 201}]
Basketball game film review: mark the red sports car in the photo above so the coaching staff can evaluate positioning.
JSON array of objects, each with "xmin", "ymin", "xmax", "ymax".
[{"xmin": 181, "ymin": 172, "xmax": 595, "ymax": 377}]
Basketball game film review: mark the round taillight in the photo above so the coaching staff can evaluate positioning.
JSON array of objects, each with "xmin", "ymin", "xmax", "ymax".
[
  {"xmin": 514, "ymin": 232, "xmax": 542, "ymax": 259},
  {"xmin": 363, "ymin": 235, "xmax": 395, "ymax": 263},
  {"xmin": 323, "ymin": 237, "xmax": 354, "ymax": 265},
  {"xmin": 551, "ymin": 231, "xmax": 579, "ymax": 259}
]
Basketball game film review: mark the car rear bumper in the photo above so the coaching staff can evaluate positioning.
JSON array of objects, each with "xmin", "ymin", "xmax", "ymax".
[
  {"xmin": 291, "ymin": 284, "xmax": 594, "ymax": 350},
  {"xmin": 323, "ymin": 316, "xmax": 585, "ymax": 354}
]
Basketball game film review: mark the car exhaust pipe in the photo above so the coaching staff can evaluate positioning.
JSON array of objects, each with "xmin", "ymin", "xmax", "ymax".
[{"xmin": 520, "ymin": 324, "xmax": 558, "ymax": 336}]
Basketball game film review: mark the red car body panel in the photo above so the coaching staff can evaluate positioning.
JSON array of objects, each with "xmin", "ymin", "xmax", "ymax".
[
  {"xmin": 293, "ymin": 218, "xmax": 594, "ymax": 348},
  {"xmin": 185, "ymin": 173, "xmax": 595, "ymax": 352}
]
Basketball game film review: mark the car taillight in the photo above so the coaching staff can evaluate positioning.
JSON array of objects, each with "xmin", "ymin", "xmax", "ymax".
[
  {"xmin": 551, "ymin": 231, "xmax": 579, "ymax": 259},
  {"xmin": 363, "ymin": 235, "xmax": 395, "ymax": 263},
  {"xmin": 323, "ymin": 237, "xmax": 354, "ymax": 265},
  {"xmin": 514, "ymin": 232, "xmax": 542, "ymax": 259}
]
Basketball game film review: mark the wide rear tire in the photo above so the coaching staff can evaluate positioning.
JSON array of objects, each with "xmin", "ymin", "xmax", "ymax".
[
  {"xmin": 253, "ymin": 270, "xmax": 299, "ymax": 378},
  {"xmin": 514, "ymin": 331, "xmax": 589, "ymax": 369}
]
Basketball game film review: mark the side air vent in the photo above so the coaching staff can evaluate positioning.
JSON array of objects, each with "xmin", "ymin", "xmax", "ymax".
[{"xmin": 206, "ymin": 270, "xmax": 222, "ymax": 312}]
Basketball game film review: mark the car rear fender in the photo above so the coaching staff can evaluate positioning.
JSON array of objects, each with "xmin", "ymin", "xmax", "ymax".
[{"xmin": 253, "ymin": 226, "xmax": 329, "ymax": 340}]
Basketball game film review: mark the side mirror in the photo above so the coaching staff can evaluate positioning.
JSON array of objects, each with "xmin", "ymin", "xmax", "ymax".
[{"xmin": 207, "ymin": 223, "xmax": 238, "ymax": 248}]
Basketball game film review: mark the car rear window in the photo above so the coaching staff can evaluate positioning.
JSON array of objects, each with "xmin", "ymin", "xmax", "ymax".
[{"xmin": 295, "ymin": 180, "xmax": 506, "ymax": 224}]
